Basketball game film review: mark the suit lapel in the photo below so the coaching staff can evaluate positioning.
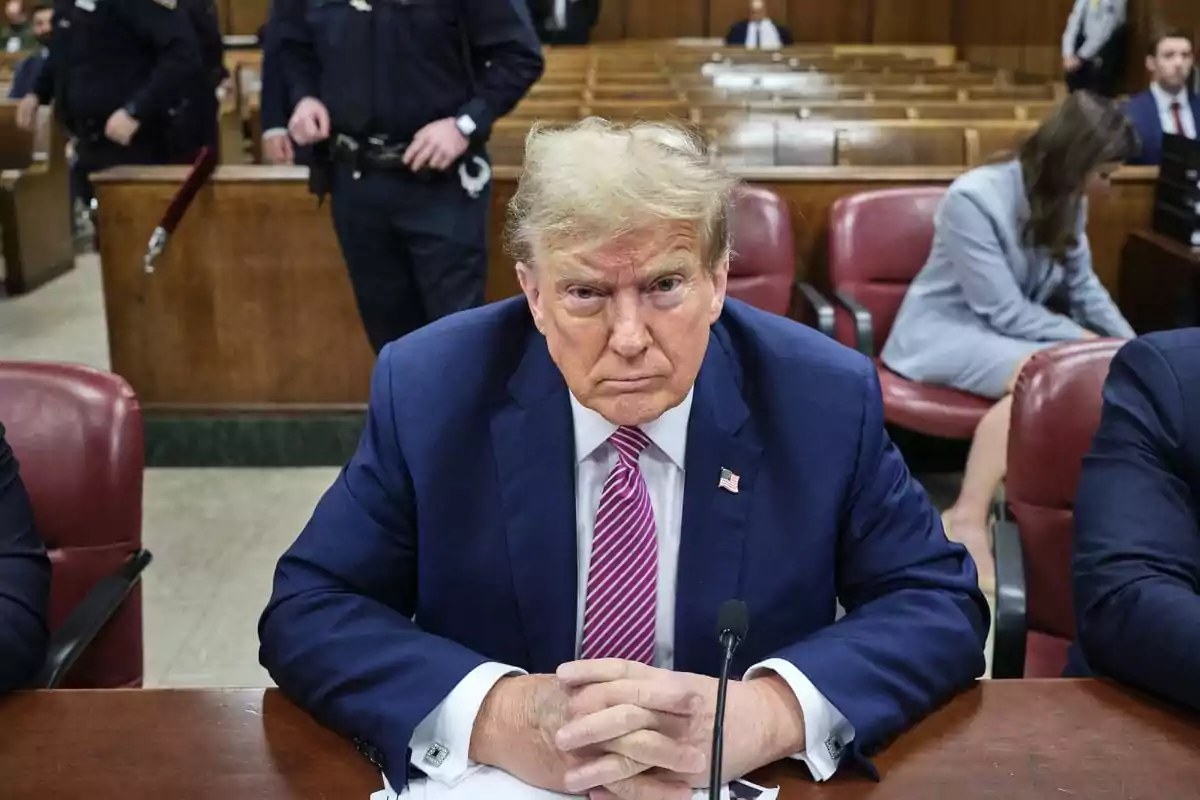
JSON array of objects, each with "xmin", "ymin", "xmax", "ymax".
[
  {"xmin": 491, "ymin": 335, "xmax": 578, "ymax": 674},
  {"xmin": 674, "ymin": 327, "xmax": 762, "ymax": 677}
]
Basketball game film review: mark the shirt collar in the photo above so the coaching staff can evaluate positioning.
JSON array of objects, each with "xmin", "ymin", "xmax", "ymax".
[
  {"xmin": 569, "ymin": 388, "xmax": 694, "ymax": 469},
  {"xmin": 1151, "ymin": 81, "xmax": 1190, "ymax": 110}
]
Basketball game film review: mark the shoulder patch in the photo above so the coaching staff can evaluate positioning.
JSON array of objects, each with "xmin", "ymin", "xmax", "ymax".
[{"xmin": 151, "ymin": 0, "xmax": 178, "ymax": 9}]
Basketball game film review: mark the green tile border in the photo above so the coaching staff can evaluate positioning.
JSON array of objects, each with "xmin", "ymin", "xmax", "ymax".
[{"xmin": 144, "ymin": 413, "xmax": 365, "ymax": 467}]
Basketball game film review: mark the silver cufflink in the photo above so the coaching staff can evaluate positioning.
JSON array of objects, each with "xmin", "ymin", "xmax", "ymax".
[{"xmin": 423, "ymin": 743, "xmax": 450, "ymax": 768}]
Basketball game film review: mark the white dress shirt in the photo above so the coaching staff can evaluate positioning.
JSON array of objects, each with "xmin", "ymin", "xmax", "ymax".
[
  {"xmin": 745, "ymin": 19, "xmax": 783, "ymax": 51},
  {"xmin": 408, "ymin": 389, "xmax": 855, "ymax": 787},
  {"xmin": 1061, "ymin": 0, "xmax": 1126, "ymax": 61},
  {"xmin": 1151, "ymin": 82, "xmax": 1197, "ymax": 139}
]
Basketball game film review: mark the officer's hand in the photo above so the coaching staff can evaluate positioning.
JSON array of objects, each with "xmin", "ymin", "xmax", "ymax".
[
  {"xmin": 1063, "ymin": 55, "xmax": 1082, "ymax": 73},
  {"xmin": 289, "ymin": 97, "xmax": 331, "ymax": 146},
  {"xmin": 262, "ymin": 131, "xmax": 295, "ymax": 165},
  {"xmin": 404, "ymin": 118, "xmax": 469, "ymax": 172},
  {"xmin": 105, "ymin": 110, "xmax": 141, "ymax": 146},
  {"xmin": 16, "ymin": 95, "xmax": 39, "ymax": 132}
]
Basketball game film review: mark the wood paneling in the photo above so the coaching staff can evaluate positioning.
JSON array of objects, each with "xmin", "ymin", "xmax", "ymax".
[
  {"xmin": 871, "ymin": 0, "xmax": 954, "ymax": 44},
  {"xmin": 94, "ymin": 163, "xmax": 1157, "ymax": 411},
  {"xmin": 626, "ymin": 0, "xmax": 707, "ymax": 39},
  {"xmin": 786, "ymin": 0, "xmax": 871, "ymax": 44}
]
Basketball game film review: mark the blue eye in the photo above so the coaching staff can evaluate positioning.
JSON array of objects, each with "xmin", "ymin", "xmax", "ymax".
[
  {"xmin": 568, "ymin": 286, "xmax": 602, "ymax": 300},
  {"xmin": 653, "ymin": 277, "xmax": 683, "ymax": 293}
]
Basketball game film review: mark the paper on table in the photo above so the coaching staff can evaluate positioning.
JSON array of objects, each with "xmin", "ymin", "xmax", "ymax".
[{"xmin": 370, "ymin": 769, "xmax": 779, "ymax": 800}]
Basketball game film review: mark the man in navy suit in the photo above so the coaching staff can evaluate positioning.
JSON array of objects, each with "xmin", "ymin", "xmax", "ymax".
[
  {"xmin": 0, "ymin": 423, "xmax": 51, "ymax": 693},
  {"xmin": 6, "ymin": 4, "xmax": 51, "ymax": 101},
  {"xmin": 1124, "ymin": 28, "xmax": 1197, "ymax": 165},
  {"xmin": 259, "ymin": 119, "xmax": 988, "ymax": 798},
  {"xmin": 725, "ymin": 0, "xmax": 793, "ymax": 50},
  {"xmin": 1071, "ymin": 330, "xmax": 1200, "ymax": 713}
]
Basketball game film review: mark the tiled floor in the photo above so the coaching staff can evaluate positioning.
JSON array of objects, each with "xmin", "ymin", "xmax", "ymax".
[{"xmin": 1, "ymin": 257, "xmax": 992, "ymax": 686}]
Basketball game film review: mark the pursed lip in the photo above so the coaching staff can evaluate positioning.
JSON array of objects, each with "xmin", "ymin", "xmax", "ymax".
[{"xmin": 600, "ymin": 376, "xmax": 662, "ymax": 391}]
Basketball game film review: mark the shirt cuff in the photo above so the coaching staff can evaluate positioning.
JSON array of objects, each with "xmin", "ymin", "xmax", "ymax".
[
  {"xmin": 744, "ymin": 658, "xmax": 855, "ymax": 782},
  {"xmin": 408, "ymin": 661, "xmax": 527, "ymax": 786},
  {"xmin": 262, "ymin": 128, "xmax": 288, "ymax": 139}
]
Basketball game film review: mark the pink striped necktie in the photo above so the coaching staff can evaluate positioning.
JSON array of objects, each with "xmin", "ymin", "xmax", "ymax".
[{"xmin": 579, "ymin": 426, "xmax": 659, "ymax": 665}]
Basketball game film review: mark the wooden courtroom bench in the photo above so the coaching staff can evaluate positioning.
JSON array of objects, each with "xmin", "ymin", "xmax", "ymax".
[
  {"xmin": 92, "ymin": 163, "xmax": 1155, "ymax": 412},
  {"xmin": 0, "ymin": 104, "xmax": 73, "ymax": 296},
  {"xmin": 4, "ymin": 681, "xmax": 1198, "ymax": 798}
]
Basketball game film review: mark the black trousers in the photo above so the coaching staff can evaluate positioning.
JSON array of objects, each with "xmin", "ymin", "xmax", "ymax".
[
  {"xmin": 71, "ymin": 123, "xmax": 171, "ymax": 206},
  {"xmin": 329, "ymin": 164, "xmax": 490, "ymax": 354}
]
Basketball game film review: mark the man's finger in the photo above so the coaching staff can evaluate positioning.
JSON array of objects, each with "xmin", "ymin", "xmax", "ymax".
[
  {"xmin": 557, "ymin": 704, "xmax": 659, "ymax": 751},
  {"xmin": 599, "ymin": 730, "xmax": 707, "ymax": 775},
  {"xmin": 563, "ymin": 752, "xmax": 651, "ymax": 794},
  {"xmin": 600, "ymin": 775, "xmax": 694, "ymax": 800},
  {"xmin": 568, "ymin": 679, "xmax": 702, "ymax": 719},
  {"xmin": 558, "ymin": 659, "xmax": 654, "ymax": 687},
  {"xmin": 403, "ymin": 137, "xmax": 434, "ymax": 170}
]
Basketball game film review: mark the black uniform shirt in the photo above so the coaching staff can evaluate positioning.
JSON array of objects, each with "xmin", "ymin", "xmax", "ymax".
[
  {"xmin": 274, "ymin": 0, "xmax": 543, "ymax": 142},
  {"xmin": 33, "ymin": 0, "xmax": 200, "ymax": 126}
]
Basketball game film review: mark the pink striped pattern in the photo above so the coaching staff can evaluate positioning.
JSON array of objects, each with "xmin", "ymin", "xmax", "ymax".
[{"xmin": 579, "ymin": 426, "xmax": 658, "ymax": 665}]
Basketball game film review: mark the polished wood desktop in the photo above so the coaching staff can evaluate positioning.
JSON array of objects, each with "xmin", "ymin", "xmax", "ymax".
[
  {"xmin": 1120, "ymin": 230, "xmax": 1200, "ymax": 334},
  {"xmin": 1, "ymin": 680, "xmax": 1197, "ymax": 798}
]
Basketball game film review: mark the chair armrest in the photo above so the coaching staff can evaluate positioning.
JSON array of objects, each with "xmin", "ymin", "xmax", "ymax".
[
  {"xmin": 990, "ymin": 519, "xmax": 1027, "ymax": 679},
  {"xmin": 791, "ymin": 280, "xmax": 835, "ymax": 337},
  {"xmin": 37, "ymin": 549, "xmax": 153, "ymax": 689},
  {"xmin": 831, "ymin": 289, "xmax": 875, "ymax": 357}
]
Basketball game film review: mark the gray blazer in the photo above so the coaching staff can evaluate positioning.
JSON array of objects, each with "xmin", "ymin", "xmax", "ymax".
[{"xmin": 880, "ymin": 160, "xmax": 1134, "ymax": 399}]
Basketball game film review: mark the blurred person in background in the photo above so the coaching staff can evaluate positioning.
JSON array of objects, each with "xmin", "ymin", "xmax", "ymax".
[
  {"xmin": 1062, "ymin": 0, "xmax": 1127, "ymax": 97},
  {"xmin": 2, "ymin": 0, "xmax": 38, "ymax": 51},
  {"xmin": 16, "ymin": 0, "xmax": 201, "ymax": 208},
  {"xmin": 725, "ymin": 0, "xmax": 793, "ymax": 50},
  {"xmin": 881, "ymin": 93, "xmax": 1137, "ymax": 586},
  {"xmin": 527, "ymin": 0, "xmax": 599, "ymax": 47},
  {"xmin": 1124, "ymin": 28, "xmax": 1197, "ymax": 166},
  {"xmin": 7, "ymin": 3, "xmax": 52, "ymax": 100}
]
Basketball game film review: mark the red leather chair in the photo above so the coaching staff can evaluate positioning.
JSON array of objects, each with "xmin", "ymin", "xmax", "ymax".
[
  {"xmin": 0, "ymin": 362, "xmax": 150, "ymax": 688},
  {"xmin": 729, "ymin": 184, "xmax": 832, "ymax": 331},
  {"xmin": 828, "ymin": 187, "xmax": 992, "ymax": 439},
  {"xmin": 991, "ymin": 339, "xmax": 1123, "ymax": 679}
]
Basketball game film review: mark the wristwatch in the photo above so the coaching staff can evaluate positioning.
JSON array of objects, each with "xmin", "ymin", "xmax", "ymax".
[{"xmin": 455, "ymin": 114, "xmax": 477, "ymax": 138}]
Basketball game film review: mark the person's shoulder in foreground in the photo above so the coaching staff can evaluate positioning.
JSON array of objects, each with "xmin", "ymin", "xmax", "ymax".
[
  {"xmin": 1071, "ymin": 329, "xmax": 1200, "ymax": 712},
  {"xmin": 0, "ymin": 422, "xmax": 51, "ymax": 693},
  {"xmin": 260, "ymin": 118, "xmax": 988, "ymax": 796}
]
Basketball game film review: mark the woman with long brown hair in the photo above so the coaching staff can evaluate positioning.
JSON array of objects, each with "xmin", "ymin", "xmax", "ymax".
[{"xmin": 881, "ymin": 92, "xmax": 1138, "ymax": 585}]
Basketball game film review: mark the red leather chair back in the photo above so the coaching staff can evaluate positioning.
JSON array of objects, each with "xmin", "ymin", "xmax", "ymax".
[
  {"xmin": 1006, "ymin": 340, "xmax": 1122, "ymax": 677},
  {"xmin": 828, "ymin": 187, "xmax": 945, "ymax": 352},
  {"xmin": 727, "ymin": 185, "xmax": 795, "ymax": 316},
  {"xmin": 0, "ymin": 363, "xmax": 145, "ymax": 688}
]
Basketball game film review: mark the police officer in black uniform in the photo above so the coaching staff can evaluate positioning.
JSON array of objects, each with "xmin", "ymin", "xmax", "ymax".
[
  {"xmin": 172, "ymin": 0, "xmax": 225, "ymax": 159},
  {"xmin": 274, "ymin": 0, "xmax": 544, "ymax": 354},
  {"xmin": 16, "ymin": 0, "xmax": 201, "ymax": 203}
]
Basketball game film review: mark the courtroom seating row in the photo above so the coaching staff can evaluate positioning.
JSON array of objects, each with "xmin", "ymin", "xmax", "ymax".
[
  {"xmin": 508, "ymin": 100, "xmax": 1055, "ymax": 124},
  {"xmin": 0, "ymin": 103, "xmax": 74, "ymax": 295},
  {"xmin": 487, "ymin": 118, "xmax": 1036, "ymax": 169}
]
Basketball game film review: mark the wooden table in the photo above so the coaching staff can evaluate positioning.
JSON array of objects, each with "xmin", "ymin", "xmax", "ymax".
[
  {"xmin": 1, "ymin": 681, "xmax": 1197, "ymax": 798},
  {"xmin": 1120, "ymin": 230, "xmax": 1200, "ymax": 334}
]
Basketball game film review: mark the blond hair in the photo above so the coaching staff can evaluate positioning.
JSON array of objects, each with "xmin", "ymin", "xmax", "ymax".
[{"xmin": 506, "ymin": 118, "xmax": 737, "ymax": 272}]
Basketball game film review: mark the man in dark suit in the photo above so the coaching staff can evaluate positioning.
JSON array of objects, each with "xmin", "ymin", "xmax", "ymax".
[
  {"xmin": 1123, "ymin": 29, "xmax": 1197, "ymax": 166},
  {"xmin": 527, "ymin": 0, "xmax": 599, "ymax": 46},
  {"xmin": 1071, "ymin": 330, "xmax": 1200, "ymax": 713},
  {"xmin": 259, "ymin": 119, "xmax": 988, "ymax": 797},
  {"xmin": 725, "ymin": 0, "xmax": 793, "ymax": 50},
  {"xmin": 0, "ymin": 423, "xmax": 51, "ymax": 693}
]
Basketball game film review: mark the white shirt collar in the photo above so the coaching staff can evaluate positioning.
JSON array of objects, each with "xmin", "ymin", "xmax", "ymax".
[
  {"xmin": 1151, "ymin": 81, "xmax": 1190, "ymax": 111},
  {"xmin": 569, "ymin": 388, "xmax": 694, "ymax": 469}
]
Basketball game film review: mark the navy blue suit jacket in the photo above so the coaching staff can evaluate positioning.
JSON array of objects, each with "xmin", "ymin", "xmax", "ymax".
[
  {"xmin": 1071, "ymin": 330, "xmax": 1200, "ymax": 712},
  {"xmin": 260, "ymin": 12, "xmax": 292, "ymax": 134},
  {"xmin": 725, "ymin": 20, "xmax": 794, "ymax": 47},
  {"xmin": 259, "ymin": 298, "xmax": 988, "ymax": 788},
  {"xmin": 7, "ymin": 50, "xmax": 48, "ymax": 100},
  {"xmin": 1123, "ymin": 89, "xmax": 1200, "ymax": 166},
  {"xmin": 0, "ymin": 423, "xmax": 51, "ymax": 692}
]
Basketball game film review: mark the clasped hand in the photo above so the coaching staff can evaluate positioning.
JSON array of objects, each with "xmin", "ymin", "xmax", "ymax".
[{"xmin": 471, "ymin": 659, "xmax": 802, "ymax": 800}]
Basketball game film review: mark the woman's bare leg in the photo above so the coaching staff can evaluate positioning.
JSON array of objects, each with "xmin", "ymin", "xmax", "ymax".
[{"xmin": 944, "ymin": 356, "xmax": 1033, "ymax": 589}]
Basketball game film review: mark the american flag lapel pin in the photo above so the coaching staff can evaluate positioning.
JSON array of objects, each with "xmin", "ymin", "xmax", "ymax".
[{"xmin": 718, "ymin": 467, "xmax": 740, "ymax": 494}]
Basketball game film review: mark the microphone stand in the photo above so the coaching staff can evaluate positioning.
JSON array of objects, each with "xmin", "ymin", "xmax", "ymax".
[{"xmin": 709, "ymin": 630, "xmax": 739, "ymax": 800}]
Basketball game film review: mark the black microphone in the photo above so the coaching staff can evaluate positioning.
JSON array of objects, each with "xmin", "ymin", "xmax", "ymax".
[{"xmin": 710, "ymin": 600, "xmax": 750, "ymax": 800}]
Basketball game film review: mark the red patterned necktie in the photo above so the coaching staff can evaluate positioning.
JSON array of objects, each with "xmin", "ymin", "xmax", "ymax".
[
  {"xmin": 1170, "ymin": 102, "xmax": 1186, "ymax": 137},
  {"xmin": 579, "ymin": 426, "xmax": 659, "ymax": 665}
]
